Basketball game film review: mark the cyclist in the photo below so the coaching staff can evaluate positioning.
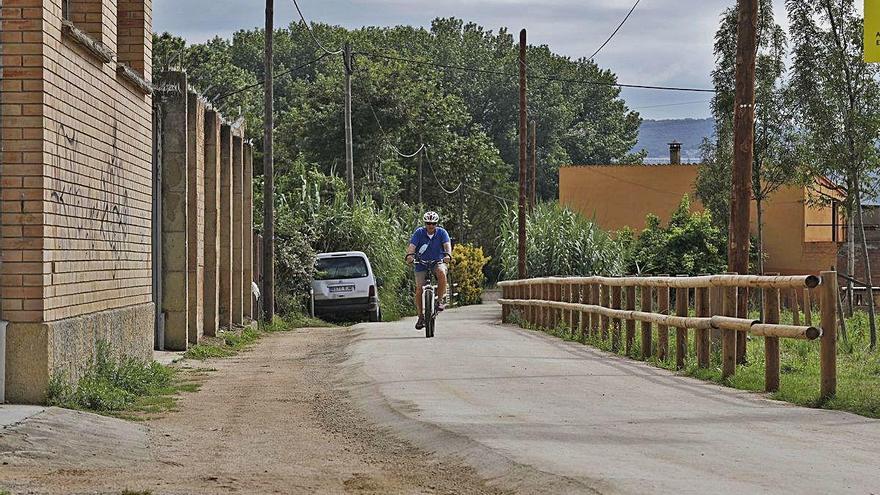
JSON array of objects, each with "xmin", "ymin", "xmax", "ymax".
[{"xmin": 405, "ymin": 211, "xmax": 452, "ymax": 330}]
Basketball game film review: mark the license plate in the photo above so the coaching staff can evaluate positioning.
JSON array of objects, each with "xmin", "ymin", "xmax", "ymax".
[{"xmin": 330, "ymin": 285, "xmax": 355, "ymax": 293}]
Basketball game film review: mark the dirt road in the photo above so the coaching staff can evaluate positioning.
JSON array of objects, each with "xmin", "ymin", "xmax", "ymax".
[{"xmin": 0, "ymin": 326, "xmax": 504, "ymax": 495}]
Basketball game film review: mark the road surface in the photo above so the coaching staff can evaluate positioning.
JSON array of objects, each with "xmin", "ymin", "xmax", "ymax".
[{"xmin": 346, "ymin": 303, "xmax": 880, "ymax": 494}]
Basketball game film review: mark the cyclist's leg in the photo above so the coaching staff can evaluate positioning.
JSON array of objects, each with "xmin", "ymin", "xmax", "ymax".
[
  {"xmin": 414, "ymin": 269, "xmax": 426, "ymax": 316},
  {"xmin": 435, "ymin": 264, "xmax": 448, "ymax": 303}
]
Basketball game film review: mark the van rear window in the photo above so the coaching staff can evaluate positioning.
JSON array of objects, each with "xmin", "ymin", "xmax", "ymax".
[{"xmin": 315, "ymin": 257, "xmax": 369, "ymax": 280}]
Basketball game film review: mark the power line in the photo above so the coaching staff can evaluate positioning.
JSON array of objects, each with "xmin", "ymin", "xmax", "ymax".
[
  {"xmin": 632, "ymin": 99, "xmax": 712, "ymax": 110},
  {"xmin": 290, "ymin": 0, "xmax": 343, "ymax": 56},
  {"xmin": 367, "ymin": 103, "xmax": 426, "ymax": 158},
  {"xmin": 589, "ymin": 0, "xmax": 642, "ymax": 60},
  {"xmin": 358, "ymin": 51, "xmax": 715, "ymax": 93},
  {"xmin": 213, "ymin": 53, "xmax": 332, "ymax": 102},
  {"xmin": 424, "ymin": 146, "xmax": 462, "ymax": 195}
]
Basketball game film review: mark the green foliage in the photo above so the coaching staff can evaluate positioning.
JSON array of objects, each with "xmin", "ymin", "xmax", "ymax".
[
  {"xmin": 153, "ymin": 18, "xmax": 644, "ymax": 299},
  {"xmin": 625, "ymin": 195, "xmax": 727, "ymax": 275},
  {"xmin": 499, "ymin": 202, "xmax": 625, "ymax": 278},
  {"xmin": 451, "ymin": 244, "xmax": 490, "ymax": 305},
  {"xmin": 48, "ymin": 342, "xmax": 175, "ymax": 412}
]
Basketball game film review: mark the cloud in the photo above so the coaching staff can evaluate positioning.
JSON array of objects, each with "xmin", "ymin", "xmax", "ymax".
[{"xmin": 152, "ymin": 0, "xmax": 791, "ymax": 119}]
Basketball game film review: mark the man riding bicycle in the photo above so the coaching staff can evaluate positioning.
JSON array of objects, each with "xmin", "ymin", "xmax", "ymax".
[{"xmin": 406, "ymin": 211, "xmax": 452, "ymax": 330}]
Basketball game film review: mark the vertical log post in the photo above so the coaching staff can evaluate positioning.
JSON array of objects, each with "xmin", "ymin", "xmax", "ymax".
[
  {"xmin": 696, "ymin": 286, "xmax": 711, "ymax": 368},
  {"xmin": 539, "ymin": 282, "xmax": 547, "ymax": 329},
  {"xmin": 600, "ymin": 284, "xmax": 610, "ymax": 340},
  {"xmin": 590, "ymin": 284, "xmax": 600, "ymax": 339},
  {"xmin": 820, "ymin": 271, "xmax": 837, "ymax": 399},
  {"xmin": 804, "ymin": 288, "xmax": 813, "ymax": 326},
  {"xmin": 675, "ymin": 286, "xmax": 689, "ymax": 370},
  {"xmin": 502, "ymin": 285, "xmax": 510, "ymax": 321},
  {"xmin": 625, "ymin": 285, "xmax": 636, "ymax": 356},
  {"xmin": 640, "ymin": 285, "xmax": 652, "ymax": 360},
  {"xmin": 791, "ymin": 288, "xmax": 801, "ymax": 326},
  {"xmin": 611, "ymin": 286, "xmax": 622, "ymax": 352},
  {"xmin": 722, "ymin": 283, "xmax": 738, "ymax": 379},
  {"xmin": 579, "ymin": 284, "xmax": 588, "ymax": 342},
  {"xmin": 568, "ymin": 283, "xmax": 576, "ymax": 335},
  {"xmin": 710, "ymin": 285, "xmax": 724, "ymax": 349},
  {"xmin": 764, "ymin": 285, "xmax": 781, "ymax": 393},
  {"xmin": 657, "ymin": 281, "xmax": 670, "ymax": 361}
]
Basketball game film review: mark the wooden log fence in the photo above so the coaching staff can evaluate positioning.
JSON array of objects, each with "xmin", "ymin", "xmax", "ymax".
[{"xmin": 499, "ymin": 272, "xmax": 836, "ymax": 399}]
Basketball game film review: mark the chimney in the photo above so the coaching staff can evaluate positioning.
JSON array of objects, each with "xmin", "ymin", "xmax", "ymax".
[{"xmin": 668, "ymin": 141, "xmax": 682, "ymax": 164}]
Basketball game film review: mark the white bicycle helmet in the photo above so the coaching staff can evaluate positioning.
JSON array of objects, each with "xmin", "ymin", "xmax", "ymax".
[{"xmin": 423, "ymin": 211, "xmax": 440, "ymax": 223}]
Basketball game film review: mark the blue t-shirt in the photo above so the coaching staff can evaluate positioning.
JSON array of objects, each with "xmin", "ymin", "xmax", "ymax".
[{"xmin": 410, "ymin": 226, "xmax": 450, "ymax": 272}]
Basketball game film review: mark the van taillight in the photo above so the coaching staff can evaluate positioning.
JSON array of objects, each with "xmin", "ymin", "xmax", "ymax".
[{"xmin": 369, "ymin": 285, "xmax": 376, "ymax": 297}]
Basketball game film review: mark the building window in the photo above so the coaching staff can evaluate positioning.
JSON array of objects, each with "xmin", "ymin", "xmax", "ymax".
[{"xmin": 63, "ymin": 0, "xmax": 105, "ymax": 42}]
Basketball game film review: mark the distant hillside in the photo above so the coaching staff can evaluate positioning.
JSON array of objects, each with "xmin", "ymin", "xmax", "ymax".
[{"xmin": 633, "ymin": 118, "xmax": 714, "ymax": 163}]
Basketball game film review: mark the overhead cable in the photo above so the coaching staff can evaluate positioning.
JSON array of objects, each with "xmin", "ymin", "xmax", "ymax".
[
  {"xmin": 358, "ymin": 51, "xmax": 715, "ymax": 93},
  {"xmin": 291, "ymin": 0, "xmax": 343, "ymax": 55},
  {"xmin": 213, "ymin": 53, "xmax": 332, "ymax": 102},
  {"xmin": 589, "ymin": 0, "xmax": 642, "ymax": 60},
  {"xmin": 368, "ymin": 103, "xmax": 427, "ymax": 158}
]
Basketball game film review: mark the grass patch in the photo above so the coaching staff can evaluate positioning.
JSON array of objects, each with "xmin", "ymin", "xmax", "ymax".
[
  {"xmin": 47, "ymin": 342, "xmax": 200, "ymax": 419},
  {"xmin": 121, "ymin": 490, "xmax": 153, "ymax": 495},
  {"xmin": 507, "ymin": 309, "xmax": 880, "ymax": 419},
  {"xmin": 183, "ymin": 313, "xmax": 333, "ymax": 360}
]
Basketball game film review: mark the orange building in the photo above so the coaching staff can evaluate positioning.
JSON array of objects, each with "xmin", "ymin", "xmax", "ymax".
[{"xmin": 559, "ymin": 162, "xmax": 844, "ymax": 276}]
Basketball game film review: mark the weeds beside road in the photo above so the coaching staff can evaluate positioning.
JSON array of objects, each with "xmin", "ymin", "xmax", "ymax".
[{"xmin": 47, "ymin": 313, "xmax": 330, "ymax": 419}]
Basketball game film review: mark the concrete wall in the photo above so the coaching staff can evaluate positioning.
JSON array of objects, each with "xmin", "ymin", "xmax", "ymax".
[
  {"xmin": 559, "ymin": 164, "xmax": 843, "ymax": 276},
  {"xmin": 153, "ymin": 72, "xmax": 251, "ymax": 351},
  {"xmin": 1, "ymin": 0, "xmax": 155, "ymax": 403}
]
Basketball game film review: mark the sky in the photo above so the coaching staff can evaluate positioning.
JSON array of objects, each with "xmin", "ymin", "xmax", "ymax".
[{"xmin": 152, "ymin": 0, "xmax": 793, "ymax": 120}]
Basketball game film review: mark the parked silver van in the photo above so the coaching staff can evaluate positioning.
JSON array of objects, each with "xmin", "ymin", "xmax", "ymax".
[{"xmin": 311, "ymin": 251, "xmax": 381, "ymax": 322}]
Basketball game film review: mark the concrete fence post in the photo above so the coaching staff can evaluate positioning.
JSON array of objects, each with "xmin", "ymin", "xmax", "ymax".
[
  {"xmin": 158, "ymin": 72, "xmax": 189, "ymax": 351},
  {"xmin": 203, "ymin": 111, "xmax": 222, "ymax": 336},
  {"xmin": 186, "ymin": 92, "xmax": 205, "ymax": 345}
]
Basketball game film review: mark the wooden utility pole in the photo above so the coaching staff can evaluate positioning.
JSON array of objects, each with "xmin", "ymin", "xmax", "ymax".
[
  {"xmin": 729, "ymin": 0, "xmax": 758, "ymax": 363},
  {"xmin": 344, "ymin": 42, "xmax": 355, "ymax": 206},
  {"xmin": 518, "ymin": 29, "xmax": 528, "ymax": 279},
  {"xmin": 262, "ymin": 0, "xmax": 275, "ymax": 321},
  {"xmin": 529, "ymin": 120, "xmax": 537, "ymax": 212}
]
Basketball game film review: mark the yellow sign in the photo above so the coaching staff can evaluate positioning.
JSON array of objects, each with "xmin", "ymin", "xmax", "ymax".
[{"xmin": 866, "ymin": 0, "xmax": 880, "ymax": 62}]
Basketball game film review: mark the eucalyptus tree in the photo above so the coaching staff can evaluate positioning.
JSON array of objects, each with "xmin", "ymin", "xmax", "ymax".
[{"xmin": 786, "ymin": 0, "xmax": 880, "ymax": 348}]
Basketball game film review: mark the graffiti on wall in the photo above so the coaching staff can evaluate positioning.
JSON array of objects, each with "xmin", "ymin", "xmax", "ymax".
[{"xmin": 51, "ymin": 107, "xmax": 132, "ymax": 262}]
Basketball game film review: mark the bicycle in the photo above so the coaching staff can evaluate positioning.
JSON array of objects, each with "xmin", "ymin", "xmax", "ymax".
[{"xmin": 406, "ymin": 252, "xmax": 449, "ymax": 338}]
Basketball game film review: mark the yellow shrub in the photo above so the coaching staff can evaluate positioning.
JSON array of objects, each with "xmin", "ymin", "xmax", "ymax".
[{"xmin": 451, "ymin": 244, "xmax": 490, "ymax": 306}]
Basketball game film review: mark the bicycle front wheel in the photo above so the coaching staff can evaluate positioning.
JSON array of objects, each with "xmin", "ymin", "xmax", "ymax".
[{"xmin": 424, "ymin": 287, "xmax": 435, "ymax": 338}]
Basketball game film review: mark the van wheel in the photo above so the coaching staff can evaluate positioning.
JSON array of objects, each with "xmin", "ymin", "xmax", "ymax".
[{"xmin": 369, "ymin": 306, "xmax": 382, "ymax": 322}]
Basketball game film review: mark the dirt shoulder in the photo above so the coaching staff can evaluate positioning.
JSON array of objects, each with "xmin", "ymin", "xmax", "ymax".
[{"xmin": 0, "ymin": 327, "xmax": 506, "ymax": 495}]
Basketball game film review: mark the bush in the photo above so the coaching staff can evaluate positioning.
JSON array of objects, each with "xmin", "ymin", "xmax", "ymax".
[
  {"xmin": 48, "ymin": 342, "xmax": 173, "ymax": 412},
  {"xmin": 623, "ymin": 195, "xmax": 727, "ymax": 275},
  {"xmin": 498, "ymin": 202, "xmax": 625, "ymax": 278},
  {"xmin": 451, "ymin": 244, "xmax": 490, "ymax": 305}
]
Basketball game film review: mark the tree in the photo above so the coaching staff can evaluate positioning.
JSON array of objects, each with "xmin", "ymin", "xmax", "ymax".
[
  {"xmin": 786, "ymin": 0, "xmax": 880, "ymax": 348},
  {"xmin": 697, "ymin": 0, "xmax": 802, "ymax": 279}
]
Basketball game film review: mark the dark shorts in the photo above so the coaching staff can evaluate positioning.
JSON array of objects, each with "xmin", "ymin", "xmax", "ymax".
[{"xmin": 415, "ymin": 263, "xmax": 447, "ymax": 286}]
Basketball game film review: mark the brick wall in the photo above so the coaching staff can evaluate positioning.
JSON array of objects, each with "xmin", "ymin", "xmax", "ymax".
[
  {"xmin": 42, "ymin": 0, "xmax": 153, "ymax": 323},
  {"xmin": 1, "ymin": 0, "xmax": 154, "ymax": 403}
]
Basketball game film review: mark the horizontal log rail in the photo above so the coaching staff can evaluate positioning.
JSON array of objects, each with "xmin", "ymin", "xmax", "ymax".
[
  {"xmin": 498, "ymin": 274, "xmax": 820, "ymax": 289},
  {"xmin": 498, "ymin": 299, "xmax": 820, "ymax": 341},
  {"xmin": 498, "ymin": 271, "xmax": 837, "ymax": 399}
]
